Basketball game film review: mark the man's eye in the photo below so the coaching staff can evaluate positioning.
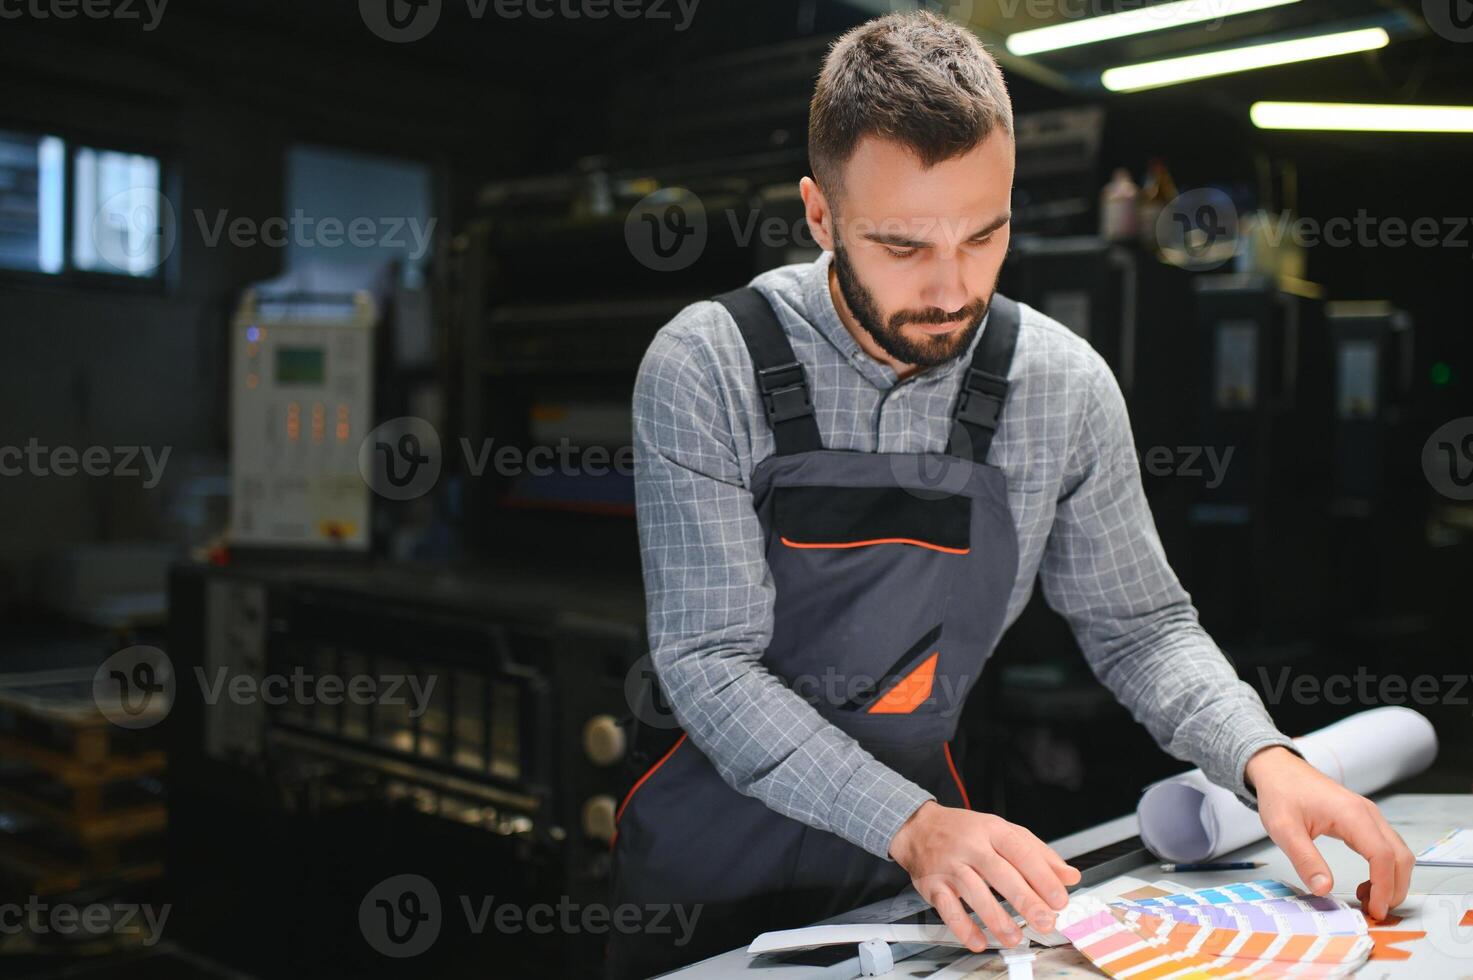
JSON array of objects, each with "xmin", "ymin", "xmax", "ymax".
[
  {"xmin": 884, "ymin": 247, "xmax": 917, "ymax": 259},
  {"xmin": 970, "ymin": 235, "xmax": 994, "ymax": 247}
]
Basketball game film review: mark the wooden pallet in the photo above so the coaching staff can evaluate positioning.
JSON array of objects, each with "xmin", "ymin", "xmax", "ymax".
[
  {"xmin": 0, "ymin": 668, "xmax": 168, "ymax": 892},
  {"xmin": 0, "ymin": 734, "xmax": 164, "ymax": 786},
  {"xmin": 0, "ymin": 833, "xmax": 164, "ymax": 895}
]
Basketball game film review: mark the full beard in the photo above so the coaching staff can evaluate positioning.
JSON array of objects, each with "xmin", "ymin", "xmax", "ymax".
[{"xmin": 831, "ymin": 241, "xmax": 988, "ymax": 369}]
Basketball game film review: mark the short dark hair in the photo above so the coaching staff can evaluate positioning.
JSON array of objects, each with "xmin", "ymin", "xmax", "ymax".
[{"xmin": 808, "ymin": 10, "xmax": 1013, "ymax": 205}]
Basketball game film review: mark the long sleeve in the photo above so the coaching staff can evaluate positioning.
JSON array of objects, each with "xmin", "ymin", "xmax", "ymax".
[
  {"xmin": 631, "ymin": 317, "xmax": 934, "ymax": 859},
  {"xmin": 1036, "ymin": 355, "xmax": 1297, "ymax": 809}
]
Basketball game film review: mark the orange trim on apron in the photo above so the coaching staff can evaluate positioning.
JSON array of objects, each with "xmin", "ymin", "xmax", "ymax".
[
  {"xmin": 779, "ymin": 536, "xmax": 970, "ymax": 555},
  {"xmin": 610, "ymin": 733, "xmax": 688, "ymax": 849},
  {"xmin": 944, "ymin": 742, "xmax": 971, "ymax": 810},
  {"xmin": 867, "ymin": 652, "xmax": 940, "ymax": 714}
]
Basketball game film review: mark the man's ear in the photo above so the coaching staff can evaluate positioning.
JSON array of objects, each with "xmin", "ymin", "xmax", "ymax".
[{"xmin": 799, "ymin": 176, "xmax": 835, "ymax": 252}]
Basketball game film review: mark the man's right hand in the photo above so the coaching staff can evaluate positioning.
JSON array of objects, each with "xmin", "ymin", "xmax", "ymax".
[{"xmin": 889, "ymin": 801, "xmax": 1081, "ymax": 951}]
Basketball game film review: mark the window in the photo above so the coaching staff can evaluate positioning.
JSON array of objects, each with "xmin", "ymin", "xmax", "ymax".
[
  {"xmin": 73, "ymin": 147, "xmax": 165, "ymax": 276},
  {"xmin": 0, "ymin": 128, "xmax": 165, "ymax": 280},
  {"xmin": 0, "ymin": 131, "xmax": 64, "ymax": 274}
]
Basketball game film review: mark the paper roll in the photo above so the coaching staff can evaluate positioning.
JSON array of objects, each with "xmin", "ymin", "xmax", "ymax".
[{"xmin": 1137, "ymin": 706, "xmax": 1439, "ymax": 863}]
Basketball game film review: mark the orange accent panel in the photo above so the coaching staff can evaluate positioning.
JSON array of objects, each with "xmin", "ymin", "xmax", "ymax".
[
  {"xmin": 1367, "ymin": 931, "xmax": 1425, "ymax": 961},
  {"xmin": 1363, "ymin": 910, "xmax": 1405, "ymax": 927},
  {"xmin": 1460, "ymin": 909, "xmax": 1473, "ymax": 928},
  {"xmin": 943, "ymin": 742, "xmax": 971, "ymax": 810},
  {"xmin": 779, "ymin": 536, "xmax": 970, "ymax": 555},
  {"xmin": 868, "ymin": 652, "xmax": 939, "ymax": 714},
  {"xmin": 609, "ymin": 733, "xmax": 688, "ymax": 850}
]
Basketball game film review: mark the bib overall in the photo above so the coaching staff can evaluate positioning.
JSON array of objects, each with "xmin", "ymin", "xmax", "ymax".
[{"xmin": 608, "ymin": 286, "xmax": 1024, "ymax": 978}]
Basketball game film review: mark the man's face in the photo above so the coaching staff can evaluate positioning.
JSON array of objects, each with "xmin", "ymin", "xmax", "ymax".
[{"xmin": 806, "ymin": 131, "xmax": 1014, "ymax": 369}]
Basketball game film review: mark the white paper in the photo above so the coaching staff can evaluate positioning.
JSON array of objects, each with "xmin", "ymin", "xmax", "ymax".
[
  {"xmin": 747, "ymin": 922, "xmax": 971, "ymax": 955},
  {"xmin": 1137, "ymin": 706, "xmax": 1438, "ymax": 863},
  {"xmin": 1415, "ymin": 827, "xmax": 1473, "ymax": 867},
  {"xmin": 747, "ymin": 875, "xmax": 1155, "ymax": 955}
]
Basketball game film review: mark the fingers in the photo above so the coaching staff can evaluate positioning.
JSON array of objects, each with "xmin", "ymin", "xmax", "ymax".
[
  {"xmin": 1381, "ymin": 818, "xmax": 1415, "ymax": 911},
  {"xmin": 1267, "ymin": 815, "xmax": 1334, "ymax": 896},
  {"xmin": 977, "ymin": 851, "xmax": 1057, "ymax": 934},
  {"xmin": 919, "ymin": 877, "xmax": 988, "ymax": 952},
  {"xmin": 990, "ymin": 830, "xmax": 1071, "ymax": 918},
  {"xmin": 1030, "ymin": 831, "xmax": 1084, "ymax": 890},
  {"xmin": 1333, "ymin": 804, "xmax": 1397, "ymax": 919},
  {"xmin": 1358, "ymin": 803, "xmax": 1414, "ymax": 915},
  {"xmin": 1052, "ymin": 856, "xmax": 1084, "ymax": 887},
  {"xmin": 955, "ymin": 866, "xmax": 1024, "ymax": 947}
]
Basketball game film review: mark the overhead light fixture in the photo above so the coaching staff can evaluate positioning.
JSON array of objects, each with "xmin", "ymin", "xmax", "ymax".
[
  {"xmin": 1251, "ymin": 101, "xmax": 1473, "ymax": 132},
  {"xmin": 1006, "ymin": 0, "xmax": 1299, "ymax": 56},
  {"xmin": 1101, "ymin": 26, "xmax": 1389, "ymax": 92}
]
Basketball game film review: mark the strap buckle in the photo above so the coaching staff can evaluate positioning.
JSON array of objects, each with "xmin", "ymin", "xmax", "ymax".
[
  {"xmin": 757, "ymin": 361, "xmax": 814, "ymax": 425},
  {"xmin": 954, "ymin": 367, "xmax": 1009, "ymax": 430}
]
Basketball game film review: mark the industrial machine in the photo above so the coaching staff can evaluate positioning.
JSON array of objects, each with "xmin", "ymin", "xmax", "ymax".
[
  {"xmin": 1327, "ymin": 301, "xmax": 1414, "ymax": 510},
  {"xmin": 229, "ymin": 291, "xmax": 377, "ymax": 552},
  {"xmin": 166, "ymin": 559, "xmax": 645, "ymax": 978},
  {"xmin": 1009, "ymin": 106, "xmax": 1106, "ymax": 238},
  {"xmin": 996, "ymin": 234, "xmax": 1197, "ymax": 460},
  {"xmin": 1323, "ymin": 302, "xmax": 1425, "ymax": 647},
  {"xmin": 1182, "ymin": 274, "xmax": 1331, "ymax": 643}
]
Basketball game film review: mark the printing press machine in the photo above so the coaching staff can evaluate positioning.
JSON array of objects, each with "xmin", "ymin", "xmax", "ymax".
[{"xmin": 166, "ymin": 557, "xmax": 648, "ymax": 978}]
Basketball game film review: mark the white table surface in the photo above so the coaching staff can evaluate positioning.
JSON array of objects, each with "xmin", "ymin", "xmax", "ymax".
[{"xmin": 660, "ymin": 793, "xmax": 1473, "ymax": 979}]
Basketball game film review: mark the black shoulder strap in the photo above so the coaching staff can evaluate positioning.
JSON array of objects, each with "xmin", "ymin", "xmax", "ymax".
[
  {"xmin": 713, "ymin": 287, "xmax": 823, "ymax": 455},
  {"xmin": 947, "ymin": 294, "xmax": 1021, "ymax": 465}
]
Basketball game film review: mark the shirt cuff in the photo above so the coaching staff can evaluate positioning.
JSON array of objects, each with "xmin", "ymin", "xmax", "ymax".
[
  {"xmin": 833, "ymin": 758, "xmax": 936, "ymax": 860},
  {"xmin": 1227, "ymin": 734, "xmax": 1304, "ymax": 812}
]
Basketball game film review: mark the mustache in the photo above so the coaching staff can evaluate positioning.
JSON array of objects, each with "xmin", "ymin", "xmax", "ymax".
[{"xmin": 892, "ymin": 299, "xmax": 987, "ymax": 327}]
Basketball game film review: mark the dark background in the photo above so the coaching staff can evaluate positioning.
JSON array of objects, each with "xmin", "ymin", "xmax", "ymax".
[{"xmin": 0, "ymin": 1, "xmax": 1469, "ymax": 977}]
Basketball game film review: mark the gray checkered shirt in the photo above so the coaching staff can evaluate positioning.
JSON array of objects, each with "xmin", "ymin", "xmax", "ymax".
[{"xmin": 631, "ymin": 249, "xmax": 1294, "ymax": 860}]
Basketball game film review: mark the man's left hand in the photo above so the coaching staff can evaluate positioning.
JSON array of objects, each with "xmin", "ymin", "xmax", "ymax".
[{"xmin": 1245, "ymin": 745, "xmax": 1415, "ymax": 920}]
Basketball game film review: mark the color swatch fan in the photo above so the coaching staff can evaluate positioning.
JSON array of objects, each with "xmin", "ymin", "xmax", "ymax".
[{"xmin": 1056, "ymin": 880, "xmax": 1373, "ymax": 978}]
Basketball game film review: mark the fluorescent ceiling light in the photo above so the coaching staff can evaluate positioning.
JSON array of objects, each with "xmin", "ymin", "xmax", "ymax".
[
  {"xmin": 1101, "ymin": 26, "xmax": 1389, "ymax": 92},
  {"xmin": 1251, "ymin": 101, "xmax": 1473, "ymax": 132},
  {"xmin": 1006, "ymin": 0, "xmax": 1299, "ymax": 56}
]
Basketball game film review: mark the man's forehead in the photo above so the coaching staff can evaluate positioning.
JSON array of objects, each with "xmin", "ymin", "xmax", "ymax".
[
  {"xmin": 843, "ymin": 131, "xmax": 1014, "ymax": 181},
  {"xmin": 836, "ymin": 132, "xmax": 1014, "ymax": 229}
]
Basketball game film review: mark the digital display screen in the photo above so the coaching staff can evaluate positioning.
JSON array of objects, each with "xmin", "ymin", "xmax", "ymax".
[{"xmin": 275, "ymin": 347, "xmax": 326, "ymax": 384}]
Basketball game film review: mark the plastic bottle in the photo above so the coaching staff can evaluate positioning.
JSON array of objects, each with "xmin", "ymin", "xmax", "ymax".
[{"xmin": 1099, "ymin": 167, "xmax": 1139, "ymax": 242}]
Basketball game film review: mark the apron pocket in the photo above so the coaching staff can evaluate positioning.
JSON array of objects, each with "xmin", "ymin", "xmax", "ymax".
[{"xmin": 774, "ymin": 485, "xmax": 971, "ymax": 554}]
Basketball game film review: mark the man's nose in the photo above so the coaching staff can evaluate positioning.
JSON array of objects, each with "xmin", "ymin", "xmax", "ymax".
[{"xmin": 919, "ymin": 254, "xmax": 970, "ymax": 313}]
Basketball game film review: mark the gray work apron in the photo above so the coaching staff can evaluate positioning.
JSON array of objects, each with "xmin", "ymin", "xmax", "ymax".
[{"xmin": 608, "ymin": 287, "xmax": 1023, "ymax": 979}]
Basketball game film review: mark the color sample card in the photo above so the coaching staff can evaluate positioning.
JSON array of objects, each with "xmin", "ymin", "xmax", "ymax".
[
  {"xmin": 1108, "ymin": 894, "xmax": 1367, "ymax": 937},
  {"xmin": 1415, "ymin": 827, "xmax": 1473, "ymax": 867},
  {"xmin": 1056, "ymin": 881, "xmax": 1373, "ymax": 979}
]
